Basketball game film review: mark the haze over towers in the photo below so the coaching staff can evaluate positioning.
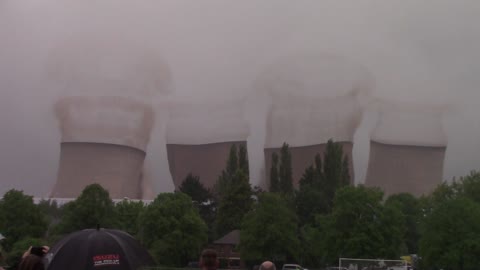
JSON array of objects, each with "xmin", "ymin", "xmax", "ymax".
[{"xmin": 48, "ymin": 32, "xmax": 172, "ymax": 199}]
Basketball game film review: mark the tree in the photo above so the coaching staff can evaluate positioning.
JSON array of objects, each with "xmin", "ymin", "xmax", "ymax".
[
  {"xmin": 240, "ymin": 193, "xmax": 299, "ymax": 266},
  {"xmin": 114, "ymin": 199, "xmax": 144, "ymax": 236},
  {"xmin": 5, "ymin": 237, "xmax": 44, "ymax": 270},
  {"xmin": 179, "ymin": 174, "xmax": 212, "ymax": 203},
  {"xmin": 322, "ymin": 139, "xmax": 350, "ymax": 208},
  {"xmin": 385, "ymin": 193, "xmax": 421, "ymax": 254},
  {"xmin": 278, "ymin": 143, "xmax": 293, "ymax": 195},
  {"xmin": 138, "ymin": 193, "xmax": 207, "ymax": 267},
  {"xmin": 459, "ymin": 171, "xmax": 480, "ymax": 203},
  {"xmin": 215, "ymin": 144, "xmax": 241, "ymax": 199},
  {"xmin": 55, "ymin": 184, "xmax": 116, "ymax": 234},
  {"xmin": 238, "ymin": 145, "xmax": 249, "ymax": 175},
  {"xmin": 305, "ymin": 186, "xmax": 405, "ymax": 266},
  {"xmin": 215, "ymin": 170, "xmax": 253, "ymax": 238},
  {"xmin": 179, "ymin": 173, "xmax": 216, "ymax": 242},
  {"xmin": 269, "ymin": 153, "xmax": 280, "ymax": 192},
  {"xmin": 296, "ymin": 155, "xmax": 328, "ymax": 226},
  {"xmin": 227, "ymin": 144, "xmax": 239, "ymax": 176},
  {"xmin": 0, "ymin": 190, "xmax": 47, "ymax": 251},
  {"xmin": 419, "ymin": 197, "xmax": 480, "ymax": 270},
  {"xmin": 37, "ymin": 199, "xmax": 62, "ymax": 239}
]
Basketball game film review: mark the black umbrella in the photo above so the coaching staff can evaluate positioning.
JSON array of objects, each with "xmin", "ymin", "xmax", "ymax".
[{"xmin": 46, "ymin": 228, "xmax": 154, "ymax": 270}]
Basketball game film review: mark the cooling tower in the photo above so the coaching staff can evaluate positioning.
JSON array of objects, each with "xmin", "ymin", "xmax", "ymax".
[
  {"xmin": 47, "ymin": 32, "xmax": 172, "ymax": 199},
  {"xmin": 166, "ymin": 98, "xmax": 249, "ymax": 189},
  {"xmin": 255, "ymin": 53, "xmax": 373, "ymax": 188},
  {"xmin": 365, "ymin": 103, "xmax": 447, "ymax": 197},
  {"xmin": 264, "ymin": 93, "xmax": 360, "ymax": 187},
  {"xmin": 50, "ymin": 96, "xmax": 154, "ymax": 199}
]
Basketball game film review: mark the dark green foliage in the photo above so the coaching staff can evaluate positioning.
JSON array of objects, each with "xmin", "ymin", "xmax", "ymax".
[
  {"xmin": 138, "ymin": 193, "xmax": 207, "ymax": 267},
  {"xmin": 238, "ymin": 144, "xmax": 249, "ymax": 175},
  {"xmin": 179, "ymin": 173, "xmax": 212, "ymax": 203},
  {"xmin": 269, "ymin": 152, "xmax": 280, "ymax": 192},
  {"xmin": 385, "ymin": 193, "xmax": 421, "ymax": 254},
  {"xmin": 279, "ymin": 143, "xmax": 294, "ymax": 195},
  {"xmin": 322, "ymin": 140, "xmax": 350, "ymax": 204},
  {"xmin": 55, "ymin": 184, "xmax": 116, "ymax": 234},
  {"xmin": 419, "ymin": 197, "xmax": 480, "ymax": 270},
  {"xmin": 304, "ymin": 186, "xmax": 405, "ymax": 266},
  {"xmin": 296, "ymin": 140, "xmax": 351, "ymax": 227},
  {"xmin": 215, "ymin": 170, "xmax": 253, "ymax": 238},
  {"xmin": 227, "ymin": 144, "xmax": 239, "ymax": 176},
  {"xmin": 5, "ymin": 237, "xmax": 44, "ymax": 270},
  {"xmin": 215, "ymin": 144, "xmax": 247, "ymax": 199},
  {"xmin": 0, "ymin": 190, "xmax": 47, "ymax": 251},
  {"xmin": 240, "ymin": 193, "xmax": 299, "ymax": 264},
  {"xmin": 179, "ymin": 173, "xmax": 216, "ymax": 242},
  {"xmin": 114, "ymin": 199, "xmax": 144, "ymax": 236},
  {"xmin": 37, "ymin": 199, "xmax": 62, "ymax": 239},
  {"xmin": 214, "ymin": 144, "xmax": 253, "ymax": 238}
]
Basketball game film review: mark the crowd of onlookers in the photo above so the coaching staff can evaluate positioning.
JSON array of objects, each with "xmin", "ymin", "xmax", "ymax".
[{"xmin": 2, "ymin": 243, "xmax": 277, "ymax": 270}]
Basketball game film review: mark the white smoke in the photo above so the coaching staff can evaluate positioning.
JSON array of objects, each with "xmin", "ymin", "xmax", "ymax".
[
  {"xmin": 1, "ymin": 0, "xmax": 480, "ymax": 196},
  {"xmin": 253, "ymin": 53, "xmax": 373, "ymax": 148},
  {"xmin": 166, "ymin": 97, "xmax": 249, "ymax": 145},
  {"xmin": 371, "ymin": 101, "xmax": 448, "ymax": 147}
]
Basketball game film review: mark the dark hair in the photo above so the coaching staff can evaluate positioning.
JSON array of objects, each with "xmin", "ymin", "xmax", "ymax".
[
  {"xmin": 18, "ymin": 255, "xmax": 45, "ymax": 270},
  {"xmin": 200, "ymin": 249, "xmax": 218, "ymax": 270},
  {"xmin": 259, "ymin": 261, "xmax": 276, "ymax": 270}
]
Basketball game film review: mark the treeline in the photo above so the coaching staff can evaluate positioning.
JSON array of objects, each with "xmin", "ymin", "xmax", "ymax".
[{"xmin": 1, "ymin": 141, "xmax": 480, "ymax": 270}]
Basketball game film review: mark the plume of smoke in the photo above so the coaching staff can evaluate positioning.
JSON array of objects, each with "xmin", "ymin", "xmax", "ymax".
[
  {"xmin": 46, "ymin": 31, "xmax": 174, "ymax": 197},
  {"xmin": 253, "ymin": 53, "xmax": 374, "ymax": 148},
  {"xmin": 166, "ymin": 97, "xmax": 249, "ymax": 145},
  {"xmin": 265, "ymin": 92, "xmax": 363, "ymax": 147},
  {"xmin": 55, "ymin": 96, "xmax": 155, "ymax": 151},
  {"xmin": 46, "ymin": 31, "xmax": 173, "ymax": 100},
  {"xmin": 370, "ymin": 100, "xmax": 448, "ymax": 147}
]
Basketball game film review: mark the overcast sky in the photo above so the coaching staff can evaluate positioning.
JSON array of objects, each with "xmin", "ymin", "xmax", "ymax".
[{"xmin": 1, "ymin": 0, "xmax": 480, "ymax": 197}]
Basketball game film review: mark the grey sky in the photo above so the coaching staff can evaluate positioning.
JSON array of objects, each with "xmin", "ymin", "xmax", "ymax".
[{"xmin": 1, "ymin": 1, "xmax": 479, "ymax": 197}]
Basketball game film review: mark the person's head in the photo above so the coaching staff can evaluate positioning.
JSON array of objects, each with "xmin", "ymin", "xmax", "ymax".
[
  {"xmin": 17, "ymin": 254, "xmax": 44, "ymax": 270},
  {"xmin": 259, "ymin": 261, "xmax": 276, "ymax": 270},
  {"xmin": 199, "ymin": 249, "xmax": 218, "ymax": 270}
]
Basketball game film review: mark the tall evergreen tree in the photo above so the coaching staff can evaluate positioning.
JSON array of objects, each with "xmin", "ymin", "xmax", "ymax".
[
  {"xmin": 322, "ymin": 139, "xmax": 350, "ymax": 208},
  {"xmin": 296, "ymin": 140, "xmax": 351, "ymax": 227},
  {"xmin": 214, "ymin": 144, "xmax": 253, "ymax": 238},
  {"xmin": 279, "ymin": 143, "xmax": 294, "ymax": 195},
  {"xmin": 270, "ymin": 152, "xmax": 280, "ymax": 192},
  {"xmin": 215, "ymin": 144, "xmax": 240, "ymax": 199},
  {"xmin": 179, "ymin": 173, "xmax": 216, "ymax": 242},
  {"xmin": 179, "ymin": 173, "xmax": 211, "ymax": 203},
  {"xmin": 226, "ymin": 144, "xmax": 238, "ymax": 176},
  {"xmin": 238, "ymin": 144, "xmax": 249, "ymax": 175},
  {"xmin": 215, "ymin": 170, "xmax": 253, "ymax": 238}
]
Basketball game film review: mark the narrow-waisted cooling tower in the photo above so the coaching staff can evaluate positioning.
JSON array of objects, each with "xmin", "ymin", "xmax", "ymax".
[
  {"xmin": 264, "ymin": 93, "xmax": 361, "ymax": 187},
  {"xmin": 254, "ymin": 53, "xmax": 373, "ymax": 189},
  {"xmin": 47, "ymin": 32, "xmax": 173, "ymax": 199},
  {"xmin": 53, "ymin": 142, "xmax": 146, "ymax": 199},
  {"xmin": 365, "ymin": 103, "xmax": 447, "ymax": 196},
  {"xmin": 51, "ymin": 96, "xmax": 154, "ymax": 199},
  {"xmin": 166, "ymin": 98, "xmax": 249, "ymax": 189}
]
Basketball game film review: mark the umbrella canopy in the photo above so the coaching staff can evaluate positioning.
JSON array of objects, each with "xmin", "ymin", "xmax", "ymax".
[{"xmin": 46, "ymin": 228, "xmax": 154, "ymax": 270}]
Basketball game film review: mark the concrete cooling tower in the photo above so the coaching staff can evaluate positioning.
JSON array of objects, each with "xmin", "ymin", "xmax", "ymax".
[
  {"xmin": 166, "ymin": 98, "xmax": 249, "ymax": 190},
  {"xmin": 51, "ymin": 96, "xmax": 154, "ymax": 199},
  {"xmin": 256, "ymin": 53, "xmax": 373, "ymax": 188},
  {"xmin": 365, "ymin": 103, "xmax": 447, "ymax": 197},
  {"xmin": 48, "ymin": 32, "xmax": 172, "ymax": 199},
  {"xmin": 263, "ymin": 92, "xmax": 361, "ymax": 187}
]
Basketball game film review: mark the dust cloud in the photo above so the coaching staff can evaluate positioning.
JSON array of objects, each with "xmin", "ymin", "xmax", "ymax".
[{"xmin": 1, "ymin": 0, "xmax": 480, "ymax": 196}]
